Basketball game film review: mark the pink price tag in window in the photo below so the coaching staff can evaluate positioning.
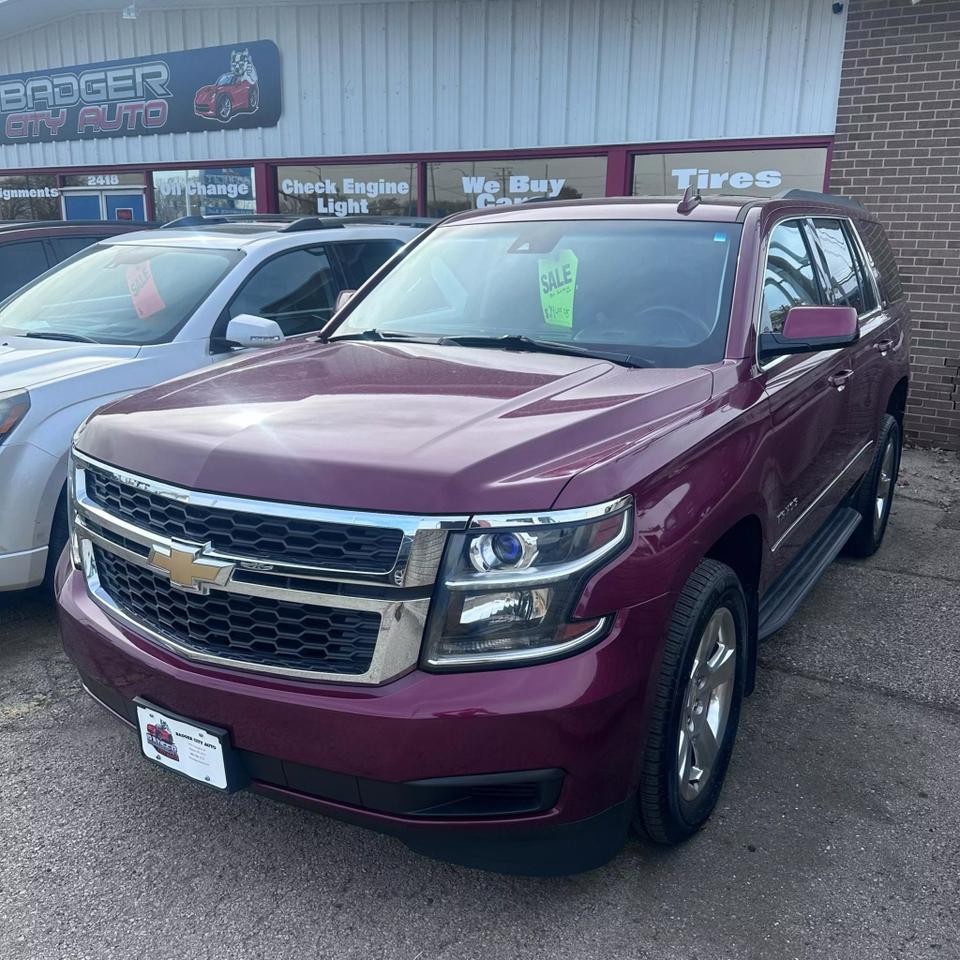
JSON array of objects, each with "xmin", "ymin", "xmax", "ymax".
[{"xmin": 126, "ymin": 261, "xmax": 166, "ymax": 320}]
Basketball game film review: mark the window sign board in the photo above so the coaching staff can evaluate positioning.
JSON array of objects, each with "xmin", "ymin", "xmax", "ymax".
[
  {"xmin": 632, "ymin": 147, "xmax": 828, "ymax": 197},
  {"xmin": 0, "ymin": 174, "xmax": 60, "ymax": 219},
  {"xmin": 278, "ymin": 164, "xmax": 418, "ymax": 217},
  {"xmin": 153, "ymin": 168, "xmax": 256, "ymax": 222},
  {"xmin": 426, "ymin": 157, "xmax": 607, "ymax": 217},
  {"xmin": 0, "ymin": 40, "xmax": 281, "ymax": 145}
]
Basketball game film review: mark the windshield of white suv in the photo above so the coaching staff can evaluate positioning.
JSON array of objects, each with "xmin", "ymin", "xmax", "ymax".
[
  {"xmin": 331, "ymin": 219, "xmax": 742, "ymax": 367},
  {"xmin": 0, "ymin": 243, "xmax": 241, "ymax": 346}
]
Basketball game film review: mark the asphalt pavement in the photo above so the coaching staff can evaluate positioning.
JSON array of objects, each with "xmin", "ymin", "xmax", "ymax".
[{"xmin": 1, "ymin": 448, "xmax": 958, "ymax": 960}]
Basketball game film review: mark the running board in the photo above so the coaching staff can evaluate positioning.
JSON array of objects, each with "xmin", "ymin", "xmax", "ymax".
[{"xmin": 758, "ymin": 506, "xmax": 862, "ymax": 641}]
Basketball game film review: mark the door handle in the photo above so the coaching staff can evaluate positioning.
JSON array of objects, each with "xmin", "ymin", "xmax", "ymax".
[
  {"xmin": 874, "ymin": 337, "xmax": 896, "ymax": 356},
  {"xmin": 828, "ymin": 369, "xmax": 854, "ymax": 391}
]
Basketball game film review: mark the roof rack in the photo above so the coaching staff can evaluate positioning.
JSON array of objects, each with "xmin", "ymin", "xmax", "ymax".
[
  {"xmin": 161, "ymin": 213, "xmax": 300, "ymax": 228},
  {"xmin": 279, "ymin": 215, "xmax": 437, "ymax": 232},
  {"xmin": 162, "ymin": 213, "xmax": 436, "ymax": 232},
  {"xmin": 0, "ymin": 218, "xmax": 156, "ymax": 231}
]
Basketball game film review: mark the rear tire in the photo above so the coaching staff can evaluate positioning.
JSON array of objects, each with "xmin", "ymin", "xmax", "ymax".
[
  {"xmin": 634, "ymin": 559, "xmax": 748, "ymax": 845},
  {"xmin": 844, "ymin": 414, "xmax": 901, "ymax": 558}
]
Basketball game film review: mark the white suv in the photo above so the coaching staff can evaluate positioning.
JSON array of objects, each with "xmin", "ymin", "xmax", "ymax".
[{"xmin": 0, "ymin": 216, "xmax": 425, "ymax": 591}]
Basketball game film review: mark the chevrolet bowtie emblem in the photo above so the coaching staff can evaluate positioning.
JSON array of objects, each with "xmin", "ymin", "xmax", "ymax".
[{"xmin": 147, "ymin": 541, "xmax": 235, "ymax": 594}]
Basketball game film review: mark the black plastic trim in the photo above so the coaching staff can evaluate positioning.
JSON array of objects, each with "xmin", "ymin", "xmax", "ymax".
[{"xmin": 758, "ymin": 505, "xmax": 861, "ymax": 640}]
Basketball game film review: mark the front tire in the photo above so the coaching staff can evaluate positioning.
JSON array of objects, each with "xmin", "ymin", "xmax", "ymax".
[
  {"xmin": 43, "ymin": 492, "xmax": 68, "ymax": 592},
  {"xmin": 634, "ymin": 559, "xmax": 748, "ymax": 845},
  {"xmin": 844, "ymin": 414, "xmax": 901, "ymax": 558},
  {"xmin": 217, "ymin": 94, "xmax": 233, "ymax": 122}
]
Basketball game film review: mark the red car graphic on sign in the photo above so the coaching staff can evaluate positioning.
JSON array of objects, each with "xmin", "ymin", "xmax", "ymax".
[
  {"xmin": 194, "ymin": 47, "xmax": 260, "ymax": 123},
  {"xmin": 146, "ymin": 720, "xmax": 180, "ymax": 762}
]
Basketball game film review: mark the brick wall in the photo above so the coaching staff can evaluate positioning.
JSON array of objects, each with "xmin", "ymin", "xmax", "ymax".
[{"xmin": 831, "ymin": 0, "xmax": 960, "ymax": 449}]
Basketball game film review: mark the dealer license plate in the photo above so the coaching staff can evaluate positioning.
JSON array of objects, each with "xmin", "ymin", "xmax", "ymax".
[{"xmin": 135, "ymin": 700, "xmax": 233, "ymax": 790}]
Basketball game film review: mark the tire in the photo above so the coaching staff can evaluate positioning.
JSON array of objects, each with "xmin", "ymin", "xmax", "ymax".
[
  {"xmin": 634, "ymin": 559, "xmax": 748, "ymax": 845},
  {"xmin": 844, "ymin": 414, "xmax": 901, "ymax": 558},
  {"xmin": 248, "ymin": 84, "xmax": 260, "ymax": 111},
  {"xmin": 43, "ymin": 492, "xmax": 69, "ymax": 592},
  {"xmin": 216, "ymin": 94, "xmax": 232, "ymax": 122}
]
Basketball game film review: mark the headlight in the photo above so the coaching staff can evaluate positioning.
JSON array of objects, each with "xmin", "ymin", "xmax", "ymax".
[
  {"xmin": 0, "ymin": 390, "xmax": 30, "ymax": 447},
  {"xmin": 422, "ymin": 496, "xmax": 632, "ymax": 670}
]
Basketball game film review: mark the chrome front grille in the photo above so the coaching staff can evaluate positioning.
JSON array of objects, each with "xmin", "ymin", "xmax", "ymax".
[
  {"xmin": 71, "ymin": 452, "xmax": 468, "ymax": 684},
  {"xmin": 84, "ymin": 466, "xmax": 405, "ymax": 575},
  {"xmin": 94, "ymin": 547, "xmax": 381, "ymax": 675}
]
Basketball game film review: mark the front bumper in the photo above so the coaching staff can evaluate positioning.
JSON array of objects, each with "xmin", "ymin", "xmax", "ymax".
[
  {"xmin": 57, "ymin": 561, "xmax": 669, "ymax": 874},
  {"xmin": 0, "ymin": 441, "xmax": 61, "ymax": 591}
]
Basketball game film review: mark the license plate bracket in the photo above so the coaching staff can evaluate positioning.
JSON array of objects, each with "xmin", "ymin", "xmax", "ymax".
[{"xmin": 134, "ymin": 697, "xmax": 248, "ymax": 793}]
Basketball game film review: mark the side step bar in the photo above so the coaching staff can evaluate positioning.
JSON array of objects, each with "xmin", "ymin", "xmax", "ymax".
[{"xmin": 758, "ymin": 506, "xmax": 862, "ymax": 640}]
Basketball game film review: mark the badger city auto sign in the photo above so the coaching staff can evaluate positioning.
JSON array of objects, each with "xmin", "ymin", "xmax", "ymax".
[{"xmin": 0, "ymin": 39, "xmax": 280, "ymax": 145}]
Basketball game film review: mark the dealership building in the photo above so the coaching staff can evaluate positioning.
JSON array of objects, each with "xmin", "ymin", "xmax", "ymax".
[{"xmin": 0, "ymin": 0, "xmax": 957, "ymax": 448}]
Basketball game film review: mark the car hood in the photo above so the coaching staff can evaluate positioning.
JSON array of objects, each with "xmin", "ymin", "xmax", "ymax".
[
  {"xmin": 76, "ymin": 340, "xmax": 715, "ymax": 515},
  {"xmin": 0, "ymin": 336, "xmax": 141, "ymax": 393}
]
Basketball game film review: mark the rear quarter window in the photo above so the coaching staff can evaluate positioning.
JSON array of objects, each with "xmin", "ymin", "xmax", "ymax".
[{"xmin": 857, "ymin": 220, "xmax": 904, "ymax": 305}]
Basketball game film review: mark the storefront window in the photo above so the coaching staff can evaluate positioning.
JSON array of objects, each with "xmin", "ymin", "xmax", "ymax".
[
  {"xmin": 0, "ymin": 175, "xmax": 60, "ymax": 220},
  {"xmin": 632, "ymin": 147, "xmax": 828, "ymax": 197},
  {"xmin": 426, "ymin": 156, "xmax": 607, "ymax": 217},
  {"xmin": 277, "ymin": 163, "xmax": 417, "ymax": 218},
  {"xmin": 152, "ymin": 167, "xmax": 256, "ymax": 222}
]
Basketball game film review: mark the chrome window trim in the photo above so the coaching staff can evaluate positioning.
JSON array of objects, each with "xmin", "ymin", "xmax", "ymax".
[
  {"xmin": 770, "ymin": 440, "xmax": 874, "ymax": 552},
  {"xmin": 754, "ymin": 213, "xmax": 881, "ymax": 375}
]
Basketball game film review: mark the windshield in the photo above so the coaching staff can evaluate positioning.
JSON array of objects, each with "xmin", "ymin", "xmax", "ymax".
[
  {"xmin": 332, "ymin": 219, "xmax": 742, "ymax": 367},
  {"xmin": 217, "ymin": 73, "xmax": 235, "ymax": 84},
  {"xmin": 0, "ymin": 243, "xmax": 241, "ymax": 345}
]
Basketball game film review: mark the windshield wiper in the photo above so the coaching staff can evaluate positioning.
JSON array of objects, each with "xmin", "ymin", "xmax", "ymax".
[
  {"xmin": 436, "ymin": 334, "xmax": 651, "ymax": 368},
  {"xmin": 22, "ymin": 331, "xmax": 101, "ymax": 344},
  {"xmin": 326, "ymin": 329, "xmax": 440, "ymax": 344}
]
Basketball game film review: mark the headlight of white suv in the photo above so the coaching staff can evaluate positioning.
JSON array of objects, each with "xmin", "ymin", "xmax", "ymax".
[
  {"xmin": 421, "ymin": 496, "xmax": 632, "ymax": 670},
  {"xmin": 0, "ymin": 390, "xmax": 30, "ymax": 447}
]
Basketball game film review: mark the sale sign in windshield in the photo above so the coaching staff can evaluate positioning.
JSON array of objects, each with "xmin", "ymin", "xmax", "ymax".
[{"xmin": 0, "ymin": 39, "xmax": 280, "ymax": 145}]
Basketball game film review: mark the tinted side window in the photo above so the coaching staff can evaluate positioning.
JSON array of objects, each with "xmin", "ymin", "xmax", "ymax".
[
  {"xmin": 810, "ymin": 218, "xmax": 867, "ymax": 313},
  {"xmin": 50, "ymin": 236, "xmax": 103, "ymax": 263},
  {"xmin": 336, "ymin": 239, "xmax": 403, "ymax": 289},
  {"xmin": 858, "ymin": 220, "xmax": 904, "ymax": 305},
  {"xmin": 230, "ymin": 247, "xmax": 337, "ymax": 336},
  {"xmin": 761, "ymin": 221, "xmax": 820, "ymax": 334},
  {"xmin": 843, "ymin": 222, "xmax": 878, "ymax": 313},
  {"xmin": 0, "ymin": 240, "xmax": 50, "ymax": 300}
]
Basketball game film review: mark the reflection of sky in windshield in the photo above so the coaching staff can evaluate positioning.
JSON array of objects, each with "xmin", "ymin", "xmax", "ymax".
[{"xmin": 0, "ymin": 244, "xmax": 240, "ymax": 346}]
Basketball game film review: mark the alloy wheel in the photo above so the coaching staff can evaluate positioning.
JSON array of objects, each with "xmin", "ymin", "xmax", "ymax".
[
  {"xmin": 678, "ymin": 607, "xmax": 737, "ymax": 802},
  {"xmin": 874, "ymin": 436, "xmax": 897, "ymax": 538}
]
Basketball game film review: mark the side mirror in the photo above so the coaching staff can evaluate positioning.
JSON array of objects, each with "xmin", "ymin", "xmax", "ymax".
[
  {"xmin": 758, "ymin": 306, "xmax": 859, "ymax": 362},
  {"xmin": 224, "ymin": 314, "xmax": 285, "ymax": 348},
  {"xmin": 335, "ymin": 289, "xmax": 357, "ymax": 313}
]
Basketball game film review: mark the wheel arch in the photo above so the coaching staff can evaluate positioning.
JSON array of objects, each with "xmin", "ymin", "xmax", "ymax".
[
  {"xmin": 703, "ymin": 514, "xmax": 764, "ymax": 696},
  {"xmin": 886, "ymin": 376, "xmax": 909, "ymax": 429}
]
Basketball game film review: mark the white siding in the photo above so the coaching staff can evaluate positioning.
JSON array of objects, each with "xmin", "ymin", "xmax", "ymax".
[{"xmin": 0, "ymin": 0, "xmax": 847, "ymax": 170}]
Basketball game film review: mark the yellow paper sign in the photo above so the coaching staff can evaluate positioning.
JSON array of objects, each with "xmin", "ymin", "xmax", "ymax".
[{"xmin": 538, "ymin": 249, "xmax": 578, "ymax": 328}]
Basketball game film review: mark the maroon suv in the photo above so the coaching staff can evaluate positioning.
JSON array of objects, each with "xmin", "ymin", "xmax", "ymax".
[{"xmin": 57, "ymin": 191, "xmax": 909, "ymax": 874}]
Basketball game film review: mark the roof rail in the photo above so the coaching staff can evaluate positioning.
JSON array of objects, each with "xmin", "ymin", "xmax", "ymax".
[
  {"xmin": 279, "ymin": 214, "xmax": 437, "ymax": 232},
  {"xmin": 161, "ymin": 213, "xmax": 301, "ymax": 228},
  {"xmin": 0, "ymin": 218, "xmax": 156, "ymax": 231},
  {"xmin": 774, "ymin": 189, "xmax": 866, "ymax": 211}
]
